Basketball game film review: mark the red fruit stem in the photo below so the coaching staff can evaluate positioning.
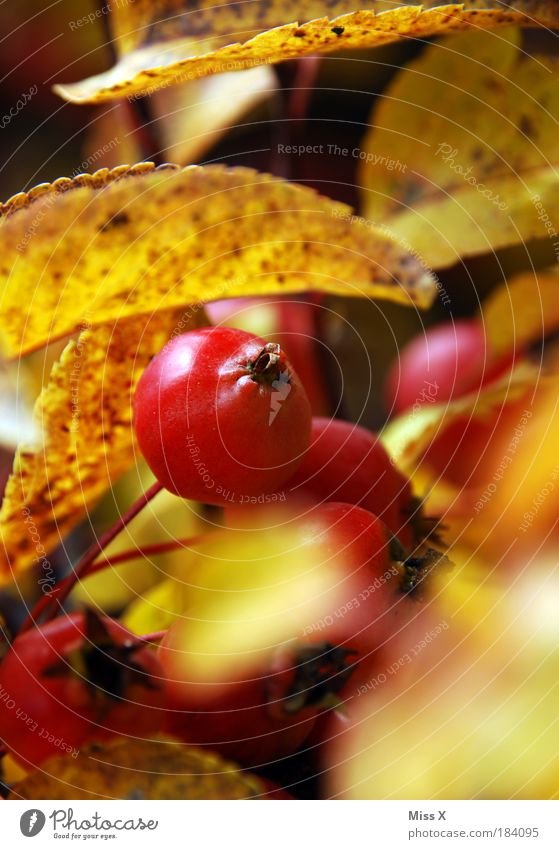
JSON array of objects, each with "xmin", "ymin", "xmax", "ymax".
[
  {"xmin": 19, "ymin": 481, "xmax": 163, "ymax": 634},
  {"xmin": 92, "ymin": 533, "xmax": 212, "ymax": 568},
  {"xmin": 288, "ymin": 56, "xmax": 322, "ymax": 123},
  {"xmin": 139, "ymin": 630, "xmax": 167, "ymax": 644}
]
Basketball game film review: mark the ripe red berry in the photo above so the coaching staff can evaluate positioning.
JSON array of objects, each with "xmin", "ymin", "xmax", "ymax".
[
  {"xmin": 292, "ymin": 502, "xmax": 416, "ymax": 655},
  {"xmin": 226, "ymin": 418, "xmax": 415, "ymax": 545},
  {"xmin": 386, "ymin": 319, "xmax": 487, "ymax": 415},
  {"xmin": 205, "ymin": 296, "xmax": 330, "ymax": 416},
  {"xmin": 133, "ymin": 327, "xmax": 312, "ymax": 505},
  {"xmin": 282, "ymin": 417, "xmax": 414, "ymax": 543},
  {"xmin": 159, "ymin": 636, "xmax": 353, "ymax": 768},
  {"xmin": 0, "ymin": 611, "xmax": 164, "ymax": 767},
  {"xmin": 386, "ymin": 320, "xmax": 525, "ymax": 488}
]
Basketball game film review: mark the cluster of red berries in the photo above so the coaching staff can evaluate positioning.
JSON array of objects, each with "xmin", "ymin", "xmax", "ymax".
[{"xmin": 0, "ymin": 326, "xmax": 442, "ymax": 780}]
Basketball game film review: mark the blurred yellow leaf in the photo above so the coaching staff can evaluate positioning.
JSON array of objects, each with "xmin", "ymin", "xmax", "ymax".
[
  {"xmin": 153, "ymin": 66, "xmax": 276, "ymax": 165},
  {"xmin": 123, "ymin": 577, "xmax": 189, "ymax": 635},
  {"xmin": 360, "ymin": 28, "xmax": 559, "ymax": 268},
  {"xmin": 327, "ymin": 566, "xmax": 559, "ymax": 798},
  {"xmin": 1, "ymin": 754, "xmax": 27, "ymax": 786},
  {"xmin": 11, "ymin": 737, "xmax": 264, "ymax": 799},
  {"xmin": 159, "ymin": 523, "xmax": 352, "ymax": 687},
  {"xmin": 481, "ymin": 269, "xmax": 559, "ymax": 359},
  {"xmin": 1, "ymin": 162, "xmax": 435, "ymax": 358},
  {"xmin": 451, "ymin": 380, "xmax": 559, "ymax": 562},
  {"xmin": 0, "ymin": 309, "xmax": 196, "ymax": 581},
  {"xmin": 382, "ymin": 359, "xmax": 539, "ymax": 477},
  {"xmin": 71, "ymin": 488, "xmax": 204, "ymax": 614},
  {"xmin": 53, "ymin": 2, "xmax": 559, "ymax": 104}
]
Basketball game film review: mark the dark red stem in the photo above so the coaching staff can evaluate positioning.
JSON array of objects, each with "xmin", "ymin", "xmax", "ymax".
[
  {"xmin": 92, "ymin": 533, "xmax": 211, "ymax": 568},
  {"xmin": 288, "ymin": 56, "xmax": 322, "ymax": 124},
  {"xmin": 19, "ymin": 481, "xmax": 163, "ymax": 634},
  {"xmin": 139, "ymin": 630, "xmax": 167, "ymax": 644}
]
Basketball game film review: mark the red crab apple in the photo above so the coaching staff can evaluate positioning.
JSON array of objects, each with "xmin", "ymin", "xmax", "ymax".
[
  {"xmin": 133, "ymin": 327, "xmax": 312, "ymax": 505},
  {"xmin": 225, "ymin": 417, "xmax": 418, "ymax": 548},
  {"xmin": 0, "ymin": 611, "xmax": 164, "ymax": 767},
  {"xmin": 386, "ymin": 319, "xmax": 525, "ymax": 489},
  {"xmin": 205, "ymin": 296, "xmax": 330, "ymax": 415}
]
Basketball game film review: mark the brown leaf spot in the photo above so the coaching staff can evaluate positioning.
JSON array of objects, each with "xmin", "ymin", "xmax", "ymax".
[{"xmin": 99, "ymin": 211, "xmax": 130, "ymax": 232}]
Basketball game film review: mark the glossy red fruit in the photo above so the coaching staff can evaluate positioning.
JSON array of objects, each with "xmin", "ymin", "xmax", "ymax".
[
  {"xmin": 0, "ymin": 611, "xmax": 164, "ymax": 767},
  {"xmin": 295, "ymin": 502, "xmax": 416, "ymax": 653},
  {"xmin": 386, "ymin": 319, "xmax": 487, "ymax": 415},
  {"xmin": 282, "ymin": 417, "xmax": 414, "ymax": 543},
  {"xmin": 134, "ymin": 327, "xmax": 312, "ymax": 505},
  {"xmin": 225, "ymin": 418, "xmax": 415, "ymax": 545},
  {"xmin": 205, "ymin": 296, "xmax": 331, "ymax": 417},
  {"xmin": 386, "ymin": 320, "xmax": 530, "ymax": 489},
  {"xmin": 158, "ymin": 503, "xmax": 416, "ymax": 767}
]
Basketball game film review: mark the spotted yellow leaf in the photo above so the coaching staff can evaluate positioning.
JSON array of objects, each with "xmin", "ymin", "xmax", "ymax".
[
  {"xmin": 52, "ymin": 2, "xmax": 559, "ymax": 104},
  {"xmin": 0, "ymin": 162, "xmax": 435, "ymax": 359},
  {"xmin": 0, "ymin": 308, "xmax": 200, "ymax": 581},
  {"xmin": 10, "ymin": 737, "xmax": 265, "ymax": 800},
  {"xmin": 360, "ymin": 28, "xmax": 559, "ymax": 268}
]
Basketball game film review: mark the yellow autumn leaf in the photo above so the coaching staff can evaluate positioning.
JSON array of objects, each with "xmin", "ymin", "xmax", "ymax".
[
  {"xmin": 1, "ymin": 754, "xmax": 27, "ymax": 787},
  {"xmin": 448, "ymin": 380, "xmax": 559, "ymax": 563},
  {"xmin": 0, "ymin": 162, "xmax": 435, "ymax": 359},
  {"xmin": 71, "ymin": 486, "xmax": 205, "ymax": 614},
  {"xmin": 360, "ymin": 27, "xmax": 559, "ymax": 268},
  {"xmin": 481, "ymin": 269, "xmax": 559, "ymax": 359},
  {"xmin": 327, "ymin": 564, "xmax": 559, "ymax": 799},
  {"xmin": 382, "ymin": 359, "xmax": 540, "ymax": 478},
  {"xmin": 153, "ymin": 66, "xmax": 276, "ymax": 165},
  {"xmin": 11, "ymin": 737, "xmax": 264, "ymax": 800},
  {"xmin": 129, "ymin": 523, "xmax": 353, "ymax": 686},
  {"xmin": 123, "ymin": 576, "xmax": 189, "ymax": 635},
  {"xmin": 52, "ymin": 2, "xmax": 559, "ymax": 104},
  {"xmin": 0, "ymin": 308, "xmax": 200, "ymax": 581}
]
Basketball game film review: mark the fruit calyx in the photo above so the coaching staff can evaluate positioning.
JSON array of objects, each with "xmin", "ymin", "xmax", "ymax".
[
  {"xmin": 403, "ymin": 495, "xmax": 447, "ymax": 545},
  {"xmin": 274, "ymin": 642, "xmax": 358, "ymax": 715},
  {"xmin": 247, "ymin": 342, "xmax": 290, "ymax": 386},
  {"xmin": 44, "ymin": 609, "xmax": 160, "ymax": 703},
  {"xmin": 400, "ymin": 547, "xmax": 453, "ymax": 595}
]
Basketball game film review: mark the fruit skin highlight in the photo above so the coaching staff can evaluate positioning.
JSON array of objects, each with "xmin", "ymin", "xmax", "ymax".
[{"xmin": 133, "ymin": 327, "xmax": 312, "ymax": 505}]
